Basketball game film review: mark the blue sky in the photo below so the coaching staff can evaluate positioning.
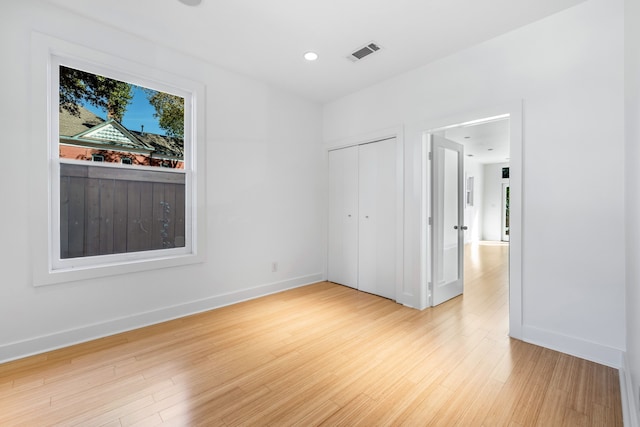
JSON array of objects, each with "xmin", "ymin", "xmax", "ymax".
[{"xmin": 82, "ymin": 85, "xmax": 165, "ymax": 135}]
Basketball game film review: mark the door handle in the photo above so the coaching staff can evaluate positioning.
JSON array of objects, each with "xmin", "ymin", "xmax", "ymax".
[{"xmin": 454, "ymin": 225, "xmax": 469, "ymax": 230}]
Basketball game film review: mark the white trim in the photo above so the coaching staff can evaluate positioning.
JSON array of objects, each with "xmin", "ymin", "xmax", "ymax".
[
  {"xmin": 324, "ymin": 125, "xmax": 403, "ymax": 151},
  {"xmin": 522, "ymin": 325, "xmax": 623, "ymax": 369},
  {"xmin": 0, "ymin": 273, "xmax": 323, "ymax": 364},
  {"xmin": 621, "ymin": 352, "xmax": 640, "ymax": 427},
  {"xmin": 421, "ymin": 134, "xmax": 430, "ymax": 308},
  {"xmin": 30, "ymin": 32, "xmax": 206, "ymax": 286},
  {"xmin": 51, "ymin": 57, "xmax": 194, "ymax": 272}
]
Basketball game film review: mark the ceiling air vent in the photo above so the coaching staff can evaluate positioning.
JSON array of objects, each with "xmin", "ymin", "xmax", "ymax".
[{"xmin": 348, "ymin": 42, "xmax": 381, "ymax": 62}]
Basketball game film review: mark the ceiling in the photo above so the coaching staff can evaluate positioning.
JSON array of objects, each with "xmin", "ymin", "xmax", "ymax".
[
  {"xmin": 46, "ymin": 0, "xmax": 585, "ymax": 104},
  {"xmin": 444, "ymin": 118, "xmax": 510, "ymax": 164}
]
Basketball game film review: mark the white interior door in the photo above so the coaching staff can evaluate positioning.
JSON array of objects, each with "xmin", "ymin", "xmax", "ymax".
[
  {"xmin": 431, "ymin": 134, "xmax": 464, "ymax": 305},
  {"xmin": 358, "ymin": 138, "xmax": 396, "ymax": 300},
  {"xmin": 328, "ymin": 146, "xmax": 358, "ymax": 288}
]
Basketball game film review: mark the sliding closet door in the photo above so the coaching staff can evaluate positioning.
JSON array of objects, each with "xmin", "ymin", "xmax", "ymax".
[
  {"xmin": 327, "ymin": 146, "xmax": 358, "ymax": 288},
  {"xmin": 358, "ymin": 138, "xmax": 396, "ymax": 299}
]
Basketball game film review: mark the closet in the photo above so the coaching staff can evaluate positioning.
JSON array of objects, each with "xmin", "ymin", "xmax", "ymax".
[{"xmin": 327, "ymin": 137, "xmax": 397, "ymax": 300}]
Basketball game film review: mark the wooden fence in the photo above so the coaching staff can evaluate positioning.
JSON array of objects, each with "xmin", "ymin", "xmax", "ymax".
[{"xmin": 60, "ymin": 163, "xmax": 186, "ymax": 259}]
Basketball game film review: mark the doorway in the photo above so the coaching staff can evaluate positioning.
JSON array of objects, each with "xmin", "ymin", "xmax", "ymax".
[{"xmin": 427, "ymin": 113, "xmax": 513, "ymax": 316}]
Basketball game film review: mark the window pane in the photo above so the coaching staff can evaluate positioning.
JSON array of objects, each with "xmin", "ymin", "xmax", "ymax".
[
  {"xmin": 59, "ymin": 65, "xmax": 184, "ymax": 169},
  {"xmin": 59, "ymin": 163, "xmax": 186, "ymax": 259}
]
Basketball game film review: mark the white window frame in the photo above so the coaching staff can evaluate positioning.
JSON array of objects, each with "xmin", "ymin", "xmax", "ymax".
[{"xmin": 30, "ymin": 33, "xmax": 206, "ymax": 286}]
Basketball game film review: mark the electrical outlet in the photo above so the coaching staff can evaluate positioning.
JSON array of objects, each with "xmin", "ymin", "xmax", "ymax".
[{"xmin": 271, "ymin": 262, "xmax": 278, "ymax": 272}]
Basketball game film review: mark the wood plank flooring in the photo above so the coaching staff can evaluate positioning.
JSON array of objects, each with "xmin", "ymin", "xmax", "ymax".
[{"xmin": 0, "ymin": 243, "xmax": 622, "ymax": 426}]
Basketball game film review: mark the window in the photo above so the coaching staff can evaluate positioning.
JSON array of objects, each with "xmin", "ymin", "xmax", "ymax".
[
  {"xmin": 29, "ymin": 33, "xmax": 205, "ymax": 286},
  {"xmin": 54, "ymin": 61, "xmax": 192, "ymax": 267}
]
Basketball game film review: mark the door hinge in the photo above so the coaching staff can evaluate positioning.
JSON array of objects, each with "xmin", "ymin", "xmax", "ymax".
[
  {"xmin": 428, "ymin": 217, "xmax": 432, "ymax": 226},
  {"xmin": 428, "ymin": 152, "xmax": 432, "ymax": 161}
]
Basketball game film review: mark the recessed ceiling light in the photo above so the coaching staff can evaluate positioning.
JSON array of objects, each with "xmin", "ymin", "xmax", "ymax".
[
  {"xmin": 304, "ymin": 52, "xmax": 319, "ymax": 61},
  {"xmin": 488, "ymin": 148, "xmax": 494, "ymax": 151},
  {"xmin": 178, "ymin": 0, "xmax": 202, "ymax": 6},
  {"xmin": 464, "ymin": 136, "xmax": 470, "ymax": 139}
]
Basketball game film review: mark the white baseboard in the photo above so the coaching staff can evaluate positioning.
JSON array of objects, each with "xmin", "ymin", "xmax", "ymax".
[
  {"xmin": 0, "ymin": 273, "xmax": 323, "ymax": 364},
  {"xmin": 522, "ymin": 325, "xmax": 623, "ymax": 368},
  {"xmin": 621, "ymin": 353, "xmax": 640, "ymax": 427}
]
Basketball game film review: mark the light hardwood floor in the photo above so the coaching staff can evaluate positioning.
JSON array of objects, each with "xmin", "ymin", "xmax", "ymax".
[{"xmin": 0, "ymin": 243, "xmax": 622, "ymax": 426}]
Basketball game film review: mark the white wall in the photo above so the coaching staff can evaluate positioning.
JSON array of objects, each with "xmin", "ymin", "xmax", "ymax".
[
  {"xmin": 323, "ymin": 0, "xmax": 625, "ymax": 366},
  {"xmin": 0, "ymin": 1, "xmax": 324, "ymax": 361},
  {"xmin": 625, "ymin": 0, "xmax": 640, "ymax": 423},
  {"xmin": 482, "ymin": 163, "xmax": 509, "ymax": 241}
]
